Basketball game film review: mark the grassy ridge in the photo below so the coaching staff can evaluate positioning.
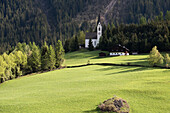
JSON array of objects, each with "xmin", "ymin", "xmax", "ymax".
[{"xmin": 0, "ymin": 50, "xmax": 170, "ymax": 113}]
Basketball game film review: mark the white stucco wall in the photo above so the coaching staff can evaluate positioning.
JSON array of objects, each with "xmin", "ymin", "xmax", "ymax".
[
  {"xmin": 97, "ymin": 22, "xmax": 102, "ymax": 44},
  {"xmin": 85, "ymin": 39, "xmax": 97, "ymax": 48},
  {"xmin": 110, "ymin": 52, "xmax": 129, "ymax": 56}
]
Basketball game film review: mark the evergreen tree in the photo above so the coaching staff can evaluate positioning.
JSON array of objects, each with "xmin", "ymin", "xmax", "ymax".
[
  {"xmin": 164, "ymin": 53, "xmax": 170, "ymax": 67},
  {"xmin": 99, "ymin": 34, "xmax": 109, "ymax": 51},
  {"xmin": 48, "ymin": 45, "xmax": 56, "ymax": 70},
  {"xmin": 131, "ymin": 33, "xmax": 139, "ymax": 51},
  {"xmin": 55, "ymin": 40, "xmax": 65, "ymax": 68},
  {"xmin": 28, "ymin": 42, "xmax": 41, "ymax": 72},
  {"xmin": 41, "ymin": 42, "xmax": 50, "ymax": 71},
  {"xmin": 64, "ymin": 39, "xmax": 71, "ymax": 53},
  {"xmin": 13, "ymin": 51, "xmax": 27, "ymax": 77},
  {"xmin": 88, "ymin": 39, "xmax": 94, "ymax": 51},
  {"xmin": 148, "ymin": 46, "xmax": 164, "ymax": 66},
  {"xmin": 74, "ymin": 36, "xmax": 79, "ymax": 51},
  {"xmin": 139, "ymin": 16, "xmax": 147, "ymax": 24},
  {"xmin": 165, "ymin": 11, "xmax": 170, "ymax": 20}
]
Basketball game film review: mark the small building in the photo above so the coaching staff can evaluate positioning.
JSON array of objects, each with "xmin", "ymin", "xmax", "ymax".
[
  {"xmin": 109, "ymin": 44, "xmax": 130, "ymax": 56},
  {"xmin": 99, "ymin": 52, "xmax": 107, "ymax": 57},
  {"xmin": 131, "ymin": 52, "xmax": 138, "ymax": 55}
]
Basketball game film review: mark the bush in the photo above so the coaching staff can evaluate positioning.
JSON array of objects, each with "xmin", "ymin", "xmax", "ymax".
[{"xmin": 98, "ymin": 96, "xmax": 130, "ymax": 113}]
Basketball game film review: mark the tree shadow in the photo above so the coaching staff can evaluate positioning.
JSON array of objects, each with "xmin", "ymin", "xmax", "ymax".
[
  {"xmin": 95, "ymin": 65, "xmax": 153, "ymax": 75},
  {"xmin": 91, "ymin": 56, "xmax": 109, "ymax": 59},
  {"xmin": 106, "ymin": 67, "xmax": 153, "ymax": 75},
  {"xmin": 123, "ymin": 58, "xmax": 148, "ymax": 61},
  {"xmin": 95, "ymin": 66, "xmax": 121, "ymax": 71}
]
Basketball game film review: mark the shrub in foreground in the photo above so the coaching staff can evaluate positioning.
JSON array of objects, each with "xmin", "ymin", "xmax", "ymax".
[{"xmin": 98, "ymin": 96, "xmax": 130, "ymax": 113}]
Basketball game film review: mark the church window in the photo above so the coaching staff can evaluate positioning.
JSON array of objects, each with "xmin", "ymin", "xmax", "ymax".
[
  {"xmin": 99, "ymin": 27, "xmax": 100, "ymax": 31},
  {"xmin": 94, "ymin": 41, "xmax": 96, "ymax": 45}
]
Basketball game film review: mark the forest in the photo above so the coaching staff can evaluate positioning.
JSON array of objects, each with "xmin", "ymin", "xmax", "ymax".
[
  {"xmin": 99, "ymin": 12, "xmax": 170, "ymax": 53},
  {"xmin": 0, "ymin": 40, "xmax": 64, "ymax": 84},
  {"xmin": 0, "ymin": 0, "xmax": 170, "ymax": 53}
]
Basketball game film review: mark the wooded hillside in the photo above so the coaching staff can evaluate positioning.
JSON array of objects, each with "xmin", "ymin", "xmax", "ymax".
[{"xmin": 0, "ymin": 0, "xmax": 170, "ymax": 53}]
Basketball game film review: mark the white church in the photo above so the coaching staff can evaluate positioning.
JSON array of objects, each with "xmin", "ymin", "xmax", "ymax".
[{"xmin": 85, "ymin": 21, "xmax": 102, "ymax": 48}]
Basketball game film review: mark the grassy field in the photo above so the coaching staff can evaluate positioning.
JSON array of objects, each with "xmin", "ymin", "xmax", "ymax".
[
  {"xmin": 64, "ymin": 49, "xmax": 149, "ymax": 66},
  {"xmin": 0, "ymin": 50, "xmax": 170, "ymax": 113}
]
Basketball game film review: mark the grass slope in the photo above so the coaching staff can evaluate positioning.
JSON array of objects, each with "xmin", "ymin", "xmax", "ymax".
[
  {"xmin": 64, "ymin": 49, "xmax": 149, "ymax": 66},
  {"xmin": 0, "ymin": 50, "xmax": 170, "ymax": 113}
]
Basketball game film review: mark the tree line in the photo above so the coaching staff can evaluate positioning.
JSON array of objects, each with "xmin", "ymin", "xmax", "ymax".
[
  {"xmin": 99, "ymin": 12, "xmax": 170, "ymax": 53},
  {"xmin": 0, "ymin": 41, "xmax": 64, "ymax": 83}
]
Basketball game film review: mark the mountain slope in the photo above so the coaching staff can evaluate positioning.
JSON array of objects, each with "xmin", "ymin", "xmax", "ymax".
[{"xmin": 0, "ymin": 0, "xmax": 170, "ymax": 53}]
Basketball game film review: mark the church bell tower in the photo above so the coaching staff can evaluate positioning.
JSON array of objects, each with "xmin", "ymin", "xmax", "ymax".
[{"xmin": 97, "ymin": 14, "xmax": 102, "ymax": 44}]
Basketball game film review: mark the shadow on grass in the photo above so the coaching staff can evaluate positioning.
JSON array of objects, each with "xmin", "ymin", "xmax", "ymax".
[
  {"xmin": 123, "ymin": 58, "xmax": 148, "ymax": 61},
  {"xmin": 95, "ymin": 66, "xmax": 128, "ymax": 72},
  {"xmin": 95, "ymin": 66, "xmax": 153, "ymax": 75},
  {"xmin": 83, "ymin": 107, "xmax": 103, "ymax": 113},
  {"xmin": 106, "ymin": 67, "xmax": 153, "ymax": 75},
  {"xmin": 91, "ymin": 56, "xmax": 109, "ymax": 59}
]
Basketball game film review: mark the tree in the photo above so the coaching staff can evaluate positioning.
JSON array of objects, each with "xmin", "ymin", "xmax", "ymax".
[
  {"xmin": 48, "ymin": 45, "xmax": 56, "ymax": 70},
  {"xmin": 74, "ymin": 36, "xmax": 79, "ymax": 51},
  {"xmin": 55, "ymin": 40, "xmax": 65, "ymax": 68},
  {"xmin": 131, "ymin": 33, "xmax": 138, "ymax": 51},
  {"xmin": 2, "ymin": 53, "xmax": 16, "ymax": 80},
  {"xmin": 99, "ymin": 32, "xmax": 109, "ymax": 51},
  {"xmin": 13, "ymin": 51, "xmax": 27, "ymax": 77},
  {"xmin": 0, "ymin": 55, "xmax": 7, "ymax": 83},
  {"xmin": 28, "ymin": 42, "xmax": 41, "ymax": 72},
  {"xmin": 41, "ymin": 42, "xmax": 50, "ymax": 70},
  {"xmin": 88, "ymin": 39, "xmax": 94, "ymax": 51},
  {"xmin": 78, "ymin": 31, "xmax": 85, "ymax": 45},
  {"xmin": 164, "ymin": 54, "xmax": 170, "ymax": 67},
  {"xmin": 70, "ymin": 36, "xmax": 79, "ymax": 51},
  {"xmin": 139, "ymin": 16, "xmax": 147, "ymax": 25},
  {"xmin": 165, "ymin": 10, "xmax": 170, "ymax": 20},
  {"xmin": 148, "ymin": 46, "xmax": 164, "ymax": 66},
  {"xmin": 64, "ymin": 39, "xmax": 71, "ymax": 53}
]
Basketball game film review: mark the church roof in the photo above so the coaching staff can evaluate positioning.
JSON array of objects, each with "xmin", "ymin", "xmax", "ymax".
[
  {"xmin": 109, "ymin": 44, "xmax": 130, "ymax": 52},
  {"xmin": 85, "ymin": 32, "xmax": 97, "ymax": 39}
]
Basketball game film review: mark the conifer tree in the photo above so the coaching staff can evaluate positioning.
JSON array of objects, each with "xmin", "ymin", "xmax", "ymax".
[
  {"xmin": 13, "ymin": 51, "xmax": 27, "ymax": 77},
  {"xmin": 74, "ymin": 36, "xmax": 79, "ymax": 51},
  {"xmin": 139, "ymin": 16, "xmax": 147, "ymax": 24},
  {"xmin": 164, "ymin": 54, "xmax": 170, "ymax": 67},
  {"xmin": 28, "ymin": 42, "xmax": 41, "ymax": 72},
  {"xmin": 148, "ymin": 46, "xmax": 164, "ymax": 66},
  {"xmin": 64, "ymin": 39, "xmax": 70, "ymax": 53},
  {"xmin": 131, "ymin": 33, "xmax": 138, "ymax": 51},
  {"xmin": 48, "ymin": 45, "xmax": 56, "ymax": 70},
  {"xmin": 55, "ymin": 40, "xmax": 65, "ymax": 68},
  {"xmin": 88, "ymin": 39, "xmax": 94, "ymax": 51},
  {"xmin": 41, "ymin": 42, "xmax": 50, "ymax": 70}
]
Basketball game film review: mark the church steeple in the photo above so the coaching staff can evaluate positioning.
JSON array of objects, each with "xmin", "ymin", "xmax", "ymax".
[
  {"xmin": 97, "ymin": 14, "xmax": 102, "ymax": 45},
  {"xmin": 97, "ymin": 13, "xmax": 101, "ymax": 25}
]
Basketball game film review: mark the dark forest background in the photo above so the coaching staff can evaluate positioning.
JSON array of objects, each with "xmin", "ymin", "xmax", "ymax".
[{"xmin": 0, "ymin": 0, "xmax": 170, "ymax": 53}]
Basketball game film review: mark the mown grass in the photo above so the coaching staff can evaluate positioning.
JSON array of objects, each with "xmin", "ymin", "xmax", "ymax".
[{"xmin": 0, "ymin": 49, "xmax": 170, "ymax": 113}]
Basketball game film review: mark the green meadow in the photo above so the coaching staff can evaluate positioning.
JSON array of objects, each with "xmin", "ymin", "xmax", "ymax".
[
  {"xmin": 0, "ymin": 50, "xmax": 170, "ymax": 113},
  {"xmin": 64, "ymin": 49, "xmax": 149, "ymax": 66}
]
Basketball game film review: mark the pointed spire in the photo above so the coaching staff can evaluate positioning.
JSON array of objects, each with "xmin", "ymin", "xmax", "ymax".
[{"xmin": 97, "ymin": 13, "xmax": 101, "ymax": 25}]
